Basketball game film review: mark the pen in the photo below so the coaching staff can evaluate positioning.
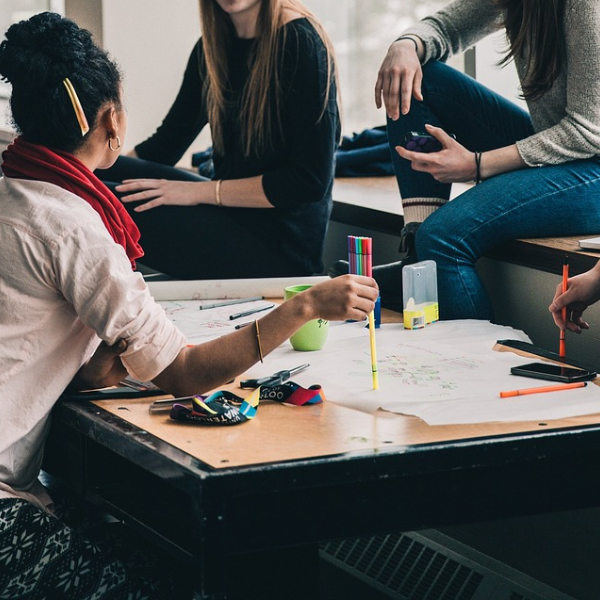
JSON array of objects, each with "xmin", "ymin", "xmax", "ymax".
[
  {"xmin": 499, "ymin": 381, "xmax": 586, "ymax": 398},
  {"xmin": 234, "ymin": 321, "xmax": 254, "ymax": 329},
  {"xmin": 239, "ymin": 363, "xmax": 310, "ymax": 389},
  {"xmin": 229, "ymin": 303, "xmax": 275, "ymax": 320},
  {"xmin": 199, "ymin": 296, "xmax": 264, "ymax": 310},
  {"xmin": 149, "ymin": 396, "xmax": 195, "ymax": 412},
  {"xmin": 560, "ymin": 255, "xmax": 569, "ymax": 359}
]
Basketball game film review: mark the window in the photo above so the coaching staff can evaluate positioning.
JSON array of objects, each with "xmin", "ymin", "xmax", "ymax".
[
  {"xmin": 0, "ymin": 1, "xmax": 64, "ymax": 99},
  {"xmin": 303, "ymin": 0, "xmax": 450, "ymax": 135}
]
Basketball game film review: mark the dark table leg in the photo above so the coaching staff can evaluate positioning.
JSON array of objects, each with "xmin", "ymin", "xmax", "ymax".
[{"xmin": 223, "ymin": 543, "xmax": 320, "ymax": 600}]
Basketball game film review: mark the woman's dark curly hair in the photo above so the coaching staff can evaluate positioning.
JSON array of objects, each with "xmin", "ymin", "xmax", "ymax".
[{"xmin": 0, "ymin": 12, "xmax": 121, "ymax": 152}]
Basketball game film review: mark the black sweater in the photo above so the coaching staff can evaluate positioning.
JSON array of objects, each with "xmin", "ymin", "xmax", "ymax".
[{"xmin": 135, "ymin": 18, "xmax": 340, "ymax": 275}]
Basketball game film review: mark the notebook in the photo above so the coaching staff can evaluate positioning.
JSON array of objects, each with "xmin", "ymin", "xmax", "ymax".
[{"xmin": 578, "ymin": 236, "xmax": 600, "ymax": 250}]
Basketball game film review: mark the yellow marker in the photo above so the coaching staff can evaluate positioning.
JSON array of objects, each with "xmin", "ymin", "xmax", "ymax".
[{"xmin": 368, "ymin": 311, "xmax": 379, "ymax": 390}]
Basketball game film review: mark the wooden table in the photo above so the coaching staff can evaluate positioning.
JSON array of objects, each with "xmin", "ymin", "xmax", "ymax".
[{"xmin": 44, "ymin": 376, "xmax": 600, "ymax": 599}]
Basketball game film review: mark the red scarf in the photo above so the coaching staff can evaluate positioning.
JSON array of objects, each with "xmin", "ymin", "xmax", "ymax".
[{"xmin": 2, "ymin": 137, "xmax": 143, "ymax": 269}]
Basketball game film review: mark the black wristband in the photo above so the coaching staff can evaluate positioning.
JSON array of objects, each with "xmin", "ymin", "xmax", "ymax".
[{"xmin": 396, "ymin": 36, "xmax": 419, "ymax": 54}]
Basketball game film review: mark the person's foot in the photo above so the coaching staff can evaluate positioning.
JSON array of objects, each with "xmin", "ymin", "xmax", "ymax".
[
  {"xmin": 327, "ymin": 222, "xmax": 420, "ymax": 311},
  {"xmin": 398, "ymin": 221, "xmax": 420, "ymax": 255}
]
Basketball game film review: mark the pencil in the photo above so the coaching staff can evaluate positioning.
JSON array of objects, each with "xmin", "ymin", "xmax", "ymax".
[
  {"xmin": 229, "ymin": 303, "xmax": 274, "ymax": 320},
  {"xmin": 560, "ymin": 255, "xmax": 569, "ymax": 359},
  {"xmin": 499, "ymin": 381, "xmax": 586, "ymax": 398}
]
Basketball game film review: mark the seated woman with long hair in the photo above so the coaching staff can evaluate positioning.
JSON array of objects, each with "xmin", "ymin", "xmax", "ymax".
[{"xmin": 99, "ymin": 0, "xmax": 339, "ymax": 280}]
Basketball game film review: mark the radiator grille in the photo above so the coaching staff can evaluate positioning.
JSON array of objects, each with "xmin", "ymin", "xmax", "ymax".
[
  {"xmin": 320, "ymin": 530, "xmax": 574, "ymax": 600},
  {"xmin": 322, "ymin": 532, "xmax": 483, "ymax": 600}
]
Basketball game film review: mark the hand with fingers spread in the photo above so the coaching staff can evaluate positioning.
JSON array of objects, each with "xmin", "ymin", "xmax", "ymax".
[
  {"xmin": 549, "ymin": 264, "xmax": 600, "ymax": 333},
  {"xmin": 375, "ymin": 37, "xmax": 423, "ymax": 121},
  {"xmin": 116, "ymin": 178, "xmax": 209, "ymax": 211}
]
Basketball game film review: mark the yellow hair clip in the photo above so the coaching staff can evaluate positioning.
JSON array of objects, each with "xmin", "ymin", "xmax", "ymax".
[{"xmin": 62, "ymin": 78, "xmax": 90, "ymax": 136}]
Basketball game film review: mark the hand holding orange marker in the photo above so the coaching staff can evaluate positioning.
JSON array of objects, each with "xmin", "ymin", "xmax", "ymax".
[
  {"xmin": 559, "ymin": 255, "xmax": 569, "ymax": 359},
  {"xmin": 499, "ymin": 381, "xmax": 586, "ymax": 398}
]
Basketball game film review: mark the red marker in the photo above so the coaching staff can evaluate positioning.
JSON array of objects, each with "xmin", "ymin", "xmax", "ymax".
[{"xmin": 559, "ymin": 255, "xmax": 569, "ymax": 359}]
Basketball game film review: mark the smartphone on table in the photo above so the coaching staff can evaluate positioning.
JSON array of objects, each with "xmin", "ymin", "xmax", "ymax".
[{"xmin": 510, "ymin": 362, "xmax": 597, "ymax": 383}]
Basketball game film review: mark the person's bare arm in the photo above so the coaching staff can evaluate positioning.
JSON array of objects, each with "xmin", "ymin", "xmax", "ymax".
[
  {"xmin": 153, "ymin": 275, "xmax": 378, "ymax": 396},
  {"xmin": 117, "ymin": 174, "xmax": 273, "ymax": 211}
]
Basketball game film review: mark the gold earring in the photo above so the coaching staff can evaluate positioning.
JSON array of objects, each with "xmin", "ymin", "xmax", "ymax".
[{"xmin": 108, "ymin": 136, "xmax": 121, "ymax": 152}]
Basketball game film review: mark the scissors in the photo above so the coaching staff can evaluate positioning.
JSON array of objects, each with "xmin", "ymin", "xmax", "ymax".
[{"xmin": 239, "ymin": 363, "xmax": 310, "ymax": 389}]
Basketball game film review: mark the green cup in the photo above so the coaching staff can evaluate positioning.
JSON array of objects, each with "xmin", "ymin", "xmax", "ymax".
[{"xmin": 284, "ymin": 284, "xmax": 329, "ymax": 351}]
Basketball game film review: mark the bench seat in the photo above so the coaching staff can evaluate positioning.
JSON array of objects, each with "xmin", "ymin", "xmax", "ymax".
[{"xmin": 332, "ymin": 176, "xmax": 600, "ymax": 276}]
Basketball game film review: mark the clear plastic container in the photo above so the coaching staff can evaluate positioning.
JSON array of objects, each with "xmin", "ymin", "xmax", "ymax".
[{"xmin": 402, "ymin": 260, "xmax": 439, "ymax": 329}]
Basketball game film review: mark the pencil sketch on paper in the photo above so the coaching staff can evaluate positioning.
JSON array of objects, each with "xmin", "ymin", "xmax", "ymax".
[
  {"xmin": 159, "ymin": 299, "xmax": 272, "ymax": 344},
  {"xmin": 347, "ymin": 344, "xmax": 487, "ymax": 397}
]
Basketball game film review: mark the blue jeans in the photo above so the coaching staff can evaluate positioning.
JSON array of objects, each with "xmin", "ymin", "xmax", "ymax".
[{"xmin": 386, "ymin": 61, "xmax": 600, "ymax": 320}]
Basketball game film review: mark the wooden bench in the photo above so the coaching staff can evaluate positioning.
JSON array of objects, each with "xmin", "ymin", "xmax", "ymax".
[
  {"xmin": 486, "ymin": 236, "xmax": 600, "ymax": 277},
  {"xmin": 332, "ymin": 176, "xmax": 600, "ymax": 276},
  {"xmin": 332, "ymin": 176, "xmax": 403, "ymax": 236}
]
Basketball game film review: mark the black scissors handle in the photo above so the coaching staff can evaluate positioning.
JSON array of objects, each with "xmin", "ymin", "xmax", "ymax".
[{"xmin": 239, "ymin": 363, "xmax": 310, "ymax": 389}]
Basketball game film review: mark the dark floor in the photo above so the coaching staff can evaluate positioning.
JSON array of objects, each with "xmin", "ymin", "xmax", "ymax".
[{"xmin": 320, "ymin": 559, "xmax": 389, "ymax": 600}]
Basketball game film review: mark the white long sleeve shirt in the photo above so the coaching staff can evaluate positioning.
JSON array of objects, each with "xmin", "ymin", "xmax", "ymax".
[{"xmin": 0, "ymin": 176, "xmax": 186, "ymax": 508}]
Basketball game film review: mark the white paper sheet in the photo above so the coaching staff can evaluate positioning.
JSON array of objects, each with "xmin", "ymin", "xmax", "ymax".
[
  {"xmin": 151, "ymin": 280, "xmax": 600, "ymax": 425},
  {"xmin": 148, "ymin": 276, "xmax": 327, "ymax": 301},
  {"xmin": 159, "ymin": 299, "xmax": 276, "ymax": 345},
  {"xmin": 217, "ymin": 320, "xmax": 600, "ymax": 425}
]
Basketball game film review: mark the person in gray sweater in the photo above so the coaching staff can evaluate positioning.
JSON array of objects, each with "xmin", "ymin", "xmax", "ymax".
[{"xmin": 335, "ymin": 0, "xmax": 600, "ymax": 320}]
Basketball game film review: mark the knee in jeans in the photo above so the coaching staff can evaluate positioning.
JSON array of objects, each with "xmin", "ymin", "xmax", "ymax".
[{"xmin": 415, "ymin": 217, "xmax": 446, "ymax": 256}]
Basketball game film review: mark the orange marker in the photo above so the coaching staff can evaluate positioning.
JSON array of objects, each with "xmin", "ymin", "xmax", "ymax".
[
  {"xmin": 499, "ymin": 381, "xmax": 586, "ymax": 398},
  {"xmin": 559, "ymin": 255, "xmax": 569, "ymax": 359}
]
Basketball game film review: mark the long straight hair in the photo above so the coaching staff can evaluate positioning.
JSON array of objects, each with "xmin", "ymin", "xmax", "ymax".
[
  {"xmin": 497, "ymin": 0, "xmax": 567, "ymax": 101},
  {"xmin": 199, "ymin": 0, "xmax": 337, "ymax": 157}
]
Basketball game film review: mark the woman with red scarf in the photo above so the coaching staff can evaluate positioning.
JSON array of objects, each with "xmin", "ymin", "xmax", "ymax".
[{"xmin": 0, "ymin": 13, "xmax": 377, "ymax": 599}]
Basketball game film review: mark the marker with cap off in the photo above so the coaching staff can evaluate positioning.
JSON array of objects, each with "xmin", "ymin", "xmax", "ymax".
[{"xmin": 499, "ymin": 381, "xmax": 586, "ymax": 398}]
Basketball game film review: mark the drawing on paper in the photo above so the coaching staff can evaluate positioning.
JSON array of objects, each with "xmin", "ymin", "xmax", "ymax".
[{"xmin": 348, "ymin": 344, "xmax": 485, "ymax": 393}]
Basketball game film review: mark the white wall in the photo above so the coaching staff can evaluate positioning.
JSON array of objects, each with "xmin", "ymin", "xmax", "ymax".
[
  {"xmin": 101, "ymin": 0, "xmax": 204, "ymax": 156},
  {"xmin": 475, "ymin": 30, "xmax": 525, "ymax": 110}
]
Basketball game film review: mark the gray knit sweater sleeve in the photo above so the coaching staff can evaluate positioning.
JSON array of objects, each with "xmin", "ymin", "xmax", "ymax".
[
  {"xmin": 402, "ymin": 0, "xmax": 600, "ymax": 166},
  {"xmin": 401, "ymin": 0, "xmax": 502, "ymax": 64},
  {"xmin": 516, "ymin": 0, "xmax": 600, "ymax": 165}
]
